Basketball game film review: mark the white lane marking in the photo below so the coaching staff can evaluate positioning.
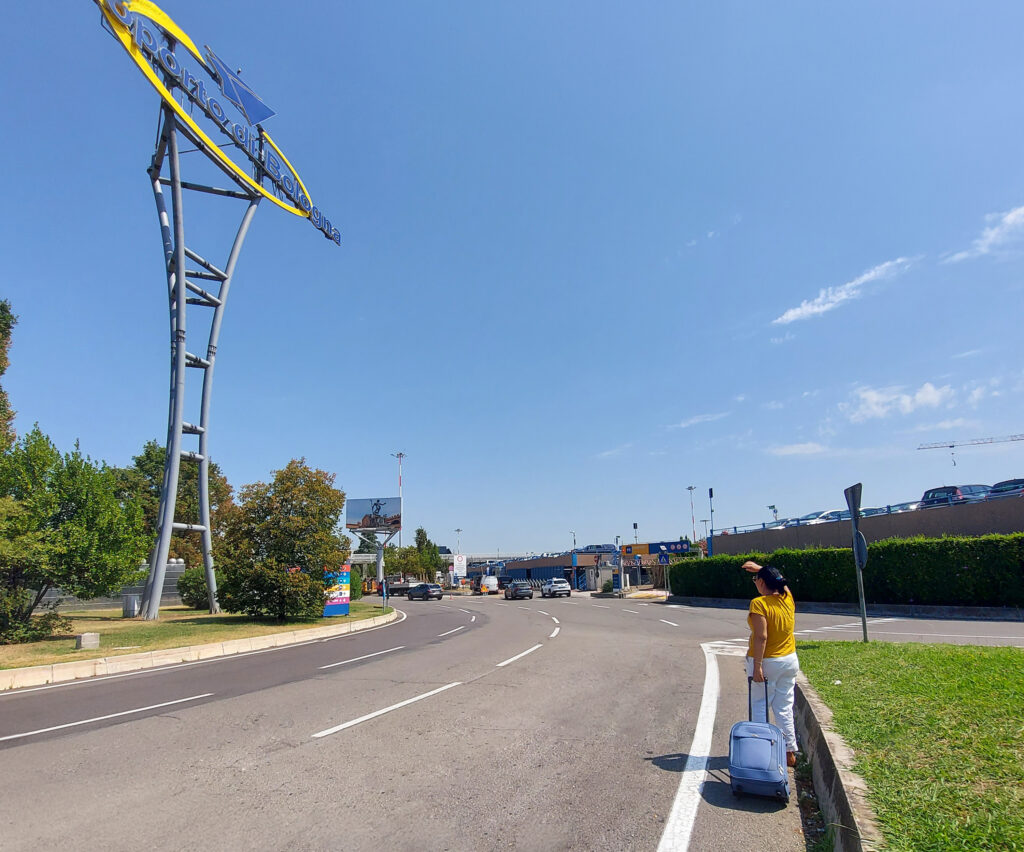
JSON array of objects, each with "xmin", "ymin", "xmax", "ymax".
[
  {"xmin": 639, "ymin": 603, "xmax": 650, "ymax": 606},
  {"xmin": 517, "ymin": 606, "xmax": 532, "ymax": 610},
  {"xmin": 551, "ymin": 617, "xmax": 560, "ymax": 625},
  {"xmin": 660, "ymin": 619, "xmax": 678, "ymax": 627},
  {"xmin": 624, "ymin": 609, "xmax": 640, "ymax": 614},
  {"xmin": 667, "ymin": 605, "xmax": 681, "ymax": 609},
  {"xmin": 438, "ymin": 626, "xmax": 465, "ymax": 638},
  {"xmin": 471, "ymin": 615, "xmax": 476, "ymax": 623},
  {"xmin": 319, "ymin": 646, "xmax": 405, "ymax": 669},
  {"xmin": 320, "ymin": 608, "xmax": 408, "ymax": 641},
  {"xmin": 0, "ymin": 693, "xmax": 214, "ymax": 742},
  {"xmin": 593, "ymin": 604, "xmax": 610, "ymax": 609},
  {"xmin": 496, "ymin": 644, "xmax": 543, "ymax": 667},
  {"xmin": 538, "ymin": 610, "xmax": 549, "ymax": 616},
  {"xmin": 550, "ymin": 627, "xmax": 560, "ymax": 638},
  {"xmin": 657, "ymin": 644, "xmax": 719, "ymax": 851},
  {"xmin": 311, "ymin": 682, "xmax": 462, "ymax": 738},
  {"xmin": 458, "ymin": 608, "xmax": 471, "ymax": 614}
]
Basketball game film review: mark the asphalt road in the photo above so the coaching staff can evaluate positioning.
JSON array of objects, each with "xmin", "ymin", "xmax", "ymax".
[{"xmin": 2, "ymin": 596, "xmax": 1021, "ymax": 851}]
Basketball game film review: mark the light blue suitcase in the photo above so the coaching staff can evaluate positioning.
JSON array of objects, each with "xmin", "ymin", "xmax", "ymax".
[{"xmin": 729, "ymin": 677, "xmax": 790, "ymax": 802}]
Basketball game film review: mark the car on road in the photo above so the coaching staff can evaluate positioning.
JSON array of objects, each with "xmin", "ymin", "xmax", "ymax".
[
  {"xmin": 919, "ymin": 484, "xmax": 990, "ymax": 507},
  {"xmin": 540, "ymin": 578, "xmax": 571, "ymax": 598},
  {"xmin": 504, "ymin": 580, "xmax": 534, "ymax": 600},
  {"xmin": 989, "ymin": 478, "xmax": 1024, "ymax": 498},
  {"xmin": 408, "ymin": 583, "xmax": 443, "ymax": 601},
  {"xmin": 783, "ymin": 511, "xmax": 830, "ymax": 527}
]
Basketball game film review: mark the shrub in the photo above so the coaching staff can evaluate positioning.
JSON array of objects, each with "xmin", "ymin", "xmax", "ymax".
[
  {"xmin": 177, "ymin": 566, "xmax": 222, "ymax": 610},
  {"xmin": 602, "ymin": 579, "xmax": 613, "ymax": 593},
  {"xmin": 668, "ymin": 533, "xmax": 1024, "ymax": 607},
  {"xmin": 218, "ymin": 561, "xmax": 326, "ymax": 621},
  {"xmin": 348, "ymin": 566, "xmax": 363, "ymax": 601},
  {"xmin": 0, "ymin": 590, "xmax": 71, "ymax": 644}
]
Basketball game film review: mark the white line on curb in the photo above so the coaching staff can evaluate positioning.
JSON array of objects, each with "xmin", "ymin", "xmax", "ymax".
[
  {"xmin": 319, "ymin": 647, "xmax": 405, "ymax": 669},
  {"xmin": 657, "ymin": 644, "xmax": 719, "ymax": 851},
  {"xmin": 0, "ymin": 693, "xmax": 214, "ymax": 742},
  {"xmin": 311, "ymin": 682, "xmax": 462, "ymax": 738},
  {"xmin": 495, "ymin": 644, "xmax": 543, "ymax": 667},
  {"xmin": 660, "ymin": 619, "xmax": 678, "ymax": 627},
  {"xmin": 437, "ymin": 626, "xmax": 465, "ymax": 638}
]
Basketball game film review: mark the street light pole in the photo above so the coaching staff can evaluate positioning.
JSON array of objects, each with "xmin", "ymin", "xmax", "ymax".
[
  {"xmin": 570, "ymin": 530, "xmax": 576, "ymax": 550},
  {"xmin": 391, "ymin": 451, "xmax": 405, "ymax": 547},
  {"xmin": 687, "ymin": 485, "xmax": 697, "ymax": 542},
  {"xmin": 455, "ymin": 528, "xmax": 462, "ymax": 554}
]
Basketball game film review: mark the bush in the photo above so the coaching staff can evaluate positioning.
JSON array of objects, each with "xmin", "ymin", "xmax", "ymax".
[
  {"xmin": 348, "ymin": 566, "xmax": 363, "ymax": 601},
  {"xmin": 0, "ymin": 590, "xmax": 71, "ymax": 644},
  {"xmin": 602, "ymin": 579, "xmax": 613, "ymax": 593},
  {"xmin": 218, "ymin": 561, "xmax": 326, "ymax": 621},
  {"xmin": 668, "ymin": 533, "xmax": 1024, "ymax": 607},
  {"xmin": 177, "ymin": 566, "xmax": 222, "ymax": 610}
]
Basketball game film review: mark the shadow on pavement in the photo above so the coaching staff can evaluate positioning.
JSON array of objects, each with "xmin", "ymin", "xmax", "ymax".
[{"xmin": 646, "ymin": 753, "xmax": 787, "ymax": 814}]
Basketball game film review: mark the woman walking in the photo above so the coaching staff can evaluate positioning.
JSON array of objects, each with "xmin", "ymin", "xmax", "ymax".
[{"xmin": 743, "ymin": 560, "xmax": 800, "ymax": 766}]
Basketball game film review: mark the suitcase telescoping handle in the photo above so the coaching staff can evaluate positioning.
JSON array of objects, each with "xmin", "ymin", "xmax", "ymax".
[{"xmin": 747, "ymin": 676, "xmax": 770, "ymax": 724}]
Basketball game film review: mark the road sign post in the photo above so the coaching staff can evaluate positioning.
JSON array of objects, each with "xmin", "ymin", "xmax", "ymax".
[{"xmin": 844, "ymin": 483, "xmax": 870, "ymax": 642}]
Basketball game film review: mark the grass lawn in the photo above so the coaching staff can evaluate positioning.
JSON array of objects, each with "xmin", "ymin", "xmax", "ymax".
[
  {"xmin": 0, "ymin": 601, "xmax": 393, "ymax": 670},
  {"xmin": 798, "ymin": 641, "xmax": 1024, "ymax": 852}
]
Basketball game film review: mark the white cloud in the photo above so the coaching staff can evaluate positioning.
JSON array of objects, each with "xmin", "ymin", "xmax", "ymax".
[
  {"xmin": 770, "ymin": 332, "xmax": 795, "ymax": 345},
  {"xmin": 772, "ymin": 257, "xmax": 918, "ymax": 325},
  {"xmin": 841, "ymin": 382, "xmax": 955, "ymax": 423},
  {"xmin": 945, "ymin": 205, "xmax": 1024, "ymax": 263},
  {"xmin": 733, "ymin": 394, "xmax": 747, "ymax": 403},
  {"xmin": 906, "ymin": 417, "xmax": 980, "ymax": 433},
  {"xmin": 768, "ymin": 442, "xmax": 827, "ymax": 456},
  {"xmin": 596, "ymin": 442, "xmax": 632, "ymax": 459},
  {"xmin": 669, "ymin": 412, "xmax": 729, "ymax": 429},
  {"xmin": 952, "ymin": 349, "xmax": 982, "ymax": 360}
]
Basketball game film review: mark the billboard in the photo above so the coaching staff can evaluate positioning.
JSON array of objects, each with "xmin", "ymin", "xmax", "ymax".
[
  {"xmin": 323, "ymin": 564, "xmax": 351, "ymax": 617},
  {"xmin": 346, "ymin": 497, "xmax": 402, "ymax": 531}
]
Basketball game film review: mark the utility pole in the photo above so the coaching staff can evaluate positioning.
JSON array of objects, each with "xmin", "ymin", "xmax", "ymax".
[
  {"xmin": 391, "ymin": 451, "xmax": 405, "ymax": 547},
  {"xmin": 687, "ymin": 485, "xmax": 697, "ymax": 542}
]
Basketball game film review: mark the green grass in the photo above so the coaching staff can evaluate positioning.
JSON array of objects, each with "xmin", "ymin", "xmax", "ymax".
[
  {"xmin": 0, "ymin": 601, "xmax": 393, "ymax": 670},
  {"xmin": 798, "ymin": 641, "xmax": 1024, "ymax": 852}
]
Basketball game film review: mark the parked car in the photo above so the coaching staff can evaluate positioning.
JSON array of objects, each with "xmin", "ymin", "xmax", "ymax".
[
  {"xmin": 540, "ymin": 578, "xmax": 571, "ymax": 598},
  {"xmin": 989, "ymin": 478, "xmax": 1024, "ymax": 498},
  {"xmin": 408, "ymin": 583, "xmax": 443, "ymax": 601},
  {"xmin": 919, "ymin": 484, "xmax": 990, "ymax": 507},
  {"xmin": 783, "ymin": 511, "xmax": 830, "ymax": 527},
  {"xmin": 504, "ymin": 580, "xmax": 534, "ymax": 600}
]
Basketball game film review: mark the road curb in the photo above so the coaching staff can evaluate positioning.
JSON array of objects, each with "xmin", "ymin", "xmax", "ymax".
[
  {"xmin": 794, "ymin": 672, "xmax": 885, "ymax": 851},
  {"xmin": 0, "ymin": 610, "xmax": 400, "ymax": 692}
]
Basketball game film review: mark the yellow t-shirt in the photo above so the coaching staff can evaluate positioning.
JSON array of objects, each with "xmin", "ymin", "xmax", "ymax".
[{"xmin": 747, "ymin": 593, "xmax": 796, "ymax": 658}]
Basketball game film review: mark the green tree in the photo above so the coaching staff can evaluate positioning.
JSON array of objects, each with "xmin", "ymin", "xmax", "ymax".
[
  {"xmin": 218, "ymin": 459, "xmax": 349, "ymax": 620},
  {"xmin": 0, "ymin": 301, "xmax": 16, "ymax": 452},
  {"xmin": 0, "ymin": 427, "xmax": 149, "ymax": 640},
  {"xmin": 113, "ymin": 440, "xmax": 237, "ymax": 571},
  {"xmin": 413, "ymin": 526, "xmax": 443, "ymax": 580},
  {"xmin": 382, "ymin": 544, "xmax": 422, "ymax": 578}
]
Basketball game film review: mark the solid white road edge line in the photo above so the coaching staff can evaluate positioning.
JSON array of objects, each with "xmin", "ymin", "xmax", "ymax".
[
  {"xmin": 319, "ymin": 647, "xmax": 405, "ymax": 670},
  {"xmin": 550, "ymin": 627, "xmax": 560, "ymax": 638},
  {"xmin": 0, "ymin": 693, "xmax": 214, "ymax": 742},
  {"xmin": 657, "ymin": 643, "xmax": 719, "ymax": 852},
  {"xmin": 660, "ymin": 619, "xmax": 679, "ymax": 627},
  {"xmin": 495, "ymin": 644, "xmax": 543, "ymax": 667},
  {"xmin": 437, "ymin": 626, "xmax": 465, "ymax": 638},
  {"xmin": 311, "ymin": 682, "xmax": 462, "ymax": 739}
]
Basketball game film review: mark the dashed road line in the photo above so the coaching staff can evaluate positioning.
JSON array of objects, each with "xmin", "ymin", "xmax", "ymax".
[
  {"xmin": 319, "ymin": 646, "xmax": 405, "ymax": 669},
  {"xmin": 624, "ymin": 609, "xmax": 639, "ymax": 614},
  {"xmin": 438, "ymin": 626, "xmax": 465, "ymax": 638},
  {"xmin": 550, "ymin": 627, "xmax": 560, "ymax": 638},
  {"xmin": 660, "ymin": 619, "xmax": 678, "ymax": 627},
  {"xmin": 0, "ymin": 693, "xmax": 214, "ymax": 742},
  {"xmin": 311, "ymin": 682, "xmax": 462, "ymax": 738},
  {"xmin": 496, "ymin": 644, "xmax": 543, "ymax": 667},
  {"xmin": 593, "ymin": 604, "xmax": 610, "ymax": 609}
]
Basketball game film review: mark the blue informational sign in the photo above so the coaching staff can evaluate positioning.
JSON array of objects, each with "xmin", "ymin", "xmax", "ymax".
[
  {"xmin": 658, "ymin": 553, "xmax": 670, "ymax": 565},
  {"xmin": 323, "ymin": 565, "xmax": 351, "ymax": 617},
  {"xmin": 651, "ymin": 540, "xmax": 690, "ymax": 554},
  {"xmin": 612, "ymin": 570, "xmax": 621, "ymax": 591},
  {"xmin": 634, "ymin": 555, "xmax": 642, "ymax": 566}
]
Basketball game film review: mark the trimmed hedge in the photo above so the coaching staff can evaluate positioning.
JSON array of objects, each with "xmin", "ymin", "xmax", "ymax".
[{"xmin": 669, "ymin": 533, "xmax": 1024, "ymax": 608}]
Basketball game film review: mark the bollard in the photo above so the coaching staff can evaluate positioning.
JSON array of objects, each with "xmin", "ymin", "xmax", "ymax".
[{"xmin": 123, "ymin": 594, "xmax": 140, "ymax": 618}]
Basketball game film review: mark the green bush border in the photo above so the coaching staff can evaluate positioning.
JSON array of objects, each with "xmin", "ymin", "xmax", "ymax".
[{"xmin": 670, "ymin": 533, "xmax": 1024, "ymax": 607}]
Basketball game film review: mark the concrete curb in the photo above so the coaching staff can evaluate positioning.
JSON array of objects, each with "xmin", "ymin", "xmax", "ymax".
[
  {"xmin": 0, "ymin": 610, "xmax": 400, "ymax": 692},
  {"xmin": 794, "ymin": 672, "xmax": 885, "ymax": 852}
]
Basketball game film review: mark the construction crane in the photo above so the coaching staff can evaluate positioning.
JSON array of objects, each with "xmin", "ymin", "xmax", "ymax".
[{"xmin": 917, "ymin": 434, "xmax": 1024, "ymax": 466}]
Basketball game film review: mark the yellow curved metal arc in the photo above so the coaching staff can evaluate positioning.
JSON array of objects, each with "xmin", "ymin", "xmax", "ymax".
[
  {"xmin": 125, "ymin": 0, "xmax": 202, "ymax": 61},
  {"xmin": 101, "ymin": 1, "xmax": 308, "ymax": 218},
  {"xmin": 263, "ymin": 132, "xmax": 313, "ymax": 212}
]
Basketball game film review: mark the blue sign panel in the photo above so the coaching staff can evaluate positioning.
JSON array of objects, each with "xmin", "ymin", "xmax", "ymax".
[
  {"xmin": 650, "ymin": 540, "xmax": 690, "ymax": 555},
  {"xmin": 323, "ymin": 565, "xmax": 351, "ymax": 617}
]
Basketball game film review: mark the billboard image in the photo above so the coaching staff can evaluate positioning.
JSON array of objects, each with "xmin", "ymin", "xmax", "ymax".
[{"xmin": 346, "ymin": 497, "xmax": 402, "ymax": 531}]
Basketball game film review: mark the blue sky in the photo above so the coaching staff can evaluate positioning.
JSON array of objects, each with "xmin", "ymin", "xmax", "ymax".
[{"xmin": 3, "ymin": 2, "xmax": 1024, "ymax": 554}]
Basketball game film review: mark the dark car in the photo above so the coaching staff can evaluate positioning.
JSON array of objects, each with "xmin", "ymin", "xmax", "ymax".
[
  {"xmin": 989, "ymin": 478, "xmax": 1024, "ymax": 498},
  {"xmin": 407, "ymin": 583, "xmax": 443, "ymax": 600},
  {"xmin": 919, "ymin": 484, "xmax": 990, "ymax": 507},
  {"xmin": 503, "ymin": 581, "xmax": 533, "ymax": 600}
]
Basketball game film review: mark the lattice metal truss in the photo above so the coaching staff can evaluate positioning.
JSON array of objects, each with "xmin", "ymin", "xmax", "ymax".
[{"xmin": 139, "ymin": 103, "xmax": 261, "ymax": 619}]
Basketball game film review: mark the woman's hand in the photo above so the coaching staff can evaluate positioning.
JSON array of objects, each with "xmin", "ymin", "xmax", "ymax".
[
  {"xmin": 752, "ymin": 661, "xmax": 765, "ymax": 683},
  {"xmin": 742, "ymin": 560, "xmax": 762, "ymax": 574}
]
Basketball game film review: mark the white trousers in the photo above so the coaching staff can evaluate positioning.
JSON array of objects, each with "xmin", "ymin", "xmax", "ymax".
[{"xmin": 745, "ymin": 652, "xmax": 800, "ymax": 752}]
